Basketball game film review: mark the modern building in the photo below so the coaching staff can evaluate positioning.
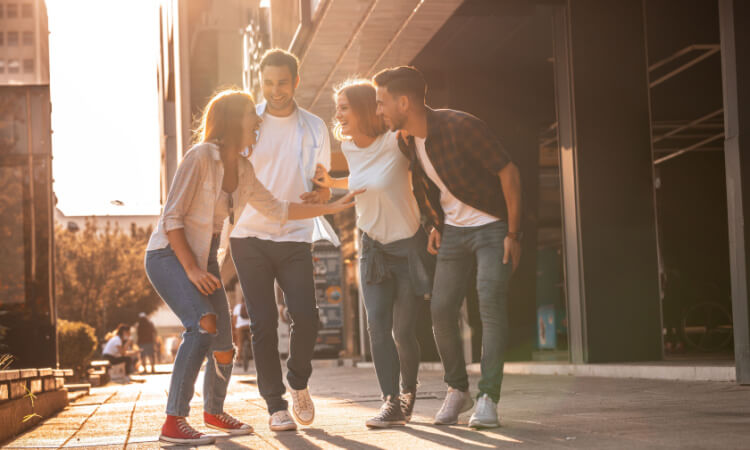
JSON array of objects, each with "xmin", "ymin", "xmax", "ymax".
[
  {"xmin": 0, "ymin": 0, "xmax": 56, "ymax": 368},
  {"xmin": 156, "ymin": 0, "xmax": 750, "ymax": 384}
]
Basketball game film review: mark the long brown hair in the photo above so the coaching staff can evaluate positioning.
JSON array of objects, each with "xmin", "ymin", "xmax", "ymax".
[
  {"xmin": 333, "ymin": 79, "xmax": 386, "ymax": 141},
  {"xmin": 194, "ymin": 89, "xmax": 255, "ymax": 155}
]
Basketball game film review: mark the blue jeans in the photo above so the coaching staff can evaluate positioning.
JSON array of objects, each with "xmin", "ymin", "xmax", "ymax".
[
  {"xmin": 145, "ymin": 238, "xmax": 234, "ymax": 417},
  {"xmin": 360, "ymin": 232, "xmax": 426, "ymax": 399},
  {"xmin": 431, "ymin": 221, "xmax": 511, "ymax": 403}
]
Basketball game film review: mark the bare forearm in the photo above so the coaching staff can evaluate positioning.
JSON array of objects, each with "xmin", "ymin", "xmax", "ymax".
[
  {"xmin": 499, "ymin": 162, "xmax": 522, "ymax": 232},
  {"xmin": 287, "ymin": 202, "xmax": 339, "ymax": 220},
  {"xmin": 166, "ymin": 228, "xmax": 199, "ymax": 272}
]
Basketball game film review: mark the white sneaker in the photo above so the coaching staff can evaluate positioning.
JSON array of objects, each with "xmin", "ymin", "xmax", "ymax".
[
  {"xmin": 469, "ymin": 393, "xmax": 500, "ymax": 428},
  {"xmin": 289, "ymin": 387, "xmax": 315, "ymax": 425},
  {"xmin": 269, "ymin": 409, "xmax": 297, "ymax": 431},
  {"xmin": 434, "ymin": 387, "xmax": 474, "ymax": 425}
]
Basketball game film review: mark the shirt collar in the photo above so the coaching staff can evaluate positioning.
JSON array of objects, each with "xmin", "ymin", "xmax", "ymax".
[
  {"xmin": 205, "ymin": 142, "xmax": 222, "ymax": 161},
  {"xmin": 257, "ymin": 100, "xmax": 299, "ymax": 118}
]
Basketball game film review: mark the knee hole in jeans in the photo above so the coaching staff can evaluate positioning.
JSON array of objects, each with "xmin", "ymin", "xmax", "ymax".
[
  {"xmin": 199, "ymin": 314, "xmax": 218, "ymax": 335},
  {"xmin": 214, "ymin": 348, "xmax": 235, "ymax": 365}
]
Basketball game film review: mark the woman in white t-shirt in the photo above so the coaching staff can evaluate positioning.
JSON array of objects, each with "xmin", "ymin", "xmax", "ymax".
[{"xmin": 314, "ymin": 79, "xmax": 435, "ymax": 428}]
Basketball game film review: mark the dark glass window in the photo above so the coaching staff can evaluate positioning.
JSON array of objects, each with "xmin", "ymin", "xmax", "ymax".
[
  {"xmin": 8, "ymin": 31, "xmax": 19, "ymax": 47},
  {"xmin": 0, "ymin": 33, "xmax": 4, "ymax": 46},
  {"xmin": 22, "ymin": 3, "xmax": 33, "ymax": 18},
  {"xmin": 8, "ymin": 59, "xmax": 20, "ymax": 74},
  {"xmin": 23, "ymin": 59, "xmax": 33, "ymax": 73},
  {"xmin": 7, "ymin": 3, "xmax": 18, "ymax": 18},
  {"xmin": 23, "ymin": 31, "xmax": 33, "ymax": 46},
  {"xmin": 0, "ymin": 5, "xmax": 4, "ymax": 19},
  {"xmin": 0, "ymin": 60, "xmax": 5, "ymax": 74}
]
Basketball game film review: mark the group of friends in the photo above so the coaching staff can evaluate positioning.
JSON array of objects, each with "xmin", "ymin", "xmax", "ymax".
[{"xmin": 144, "ymin": 48, "xmax": 522, "ymax": 445}]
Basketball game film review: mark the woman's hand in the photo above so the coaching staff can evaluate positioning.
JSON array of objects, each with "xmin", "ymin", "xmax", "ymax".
[
  {"xmin": 186, "ymin": 266, "xmax": 222, "ymax": 296},
  {"xmin": 313, "ymin": 163, "xmax": 334, "ymax": 188}
]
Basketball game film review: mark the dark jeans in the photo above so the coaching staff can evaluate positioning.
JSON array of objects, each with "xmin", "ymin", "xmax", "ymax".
[
  {"xmin": 103, "ymin": 354, "xmax": 135, "ymax": 375},
  {"xmin": 230, "ymin": 237, "xmax": 319, "ymax": 414},
  {"xmin": 360, "ymin": 233, "xmax": 422, "ymax": 399},
  {"xmin": 431, "ymin": 221, "xmax": 511, "ymax": 403}
]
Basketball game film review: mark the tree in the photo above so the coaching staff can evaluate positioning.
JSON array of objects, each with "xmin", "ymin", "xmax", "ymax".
[{"xmin": 55, "ymin": 219, "xmax": 161, "ymax": 339}]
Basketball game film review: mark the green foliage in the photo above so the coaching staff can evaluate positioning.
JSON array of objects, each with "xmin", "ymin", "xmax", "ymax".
[
  {"xmin": 55, "ymin": 219, "xmax": 160, "ymax": 338},
  {"xmin": 57, "ymin": 319, "xmax": 98, "ymax": 373}
]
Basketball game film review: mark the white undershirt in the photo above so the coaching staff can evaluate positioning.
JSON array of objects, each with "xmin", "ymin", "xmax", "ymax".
[
  {"xmin": 414, "ymin": 136, "xmax": 498, "ymax": 227},
  {"xmin": 231, "ymin": 111, "xmax": 314, "ymax": 242},
  {"xmin": 343, "ymin": 131, "xmax": 420, "ymax": 244},
  {"xmin": 102, "ymin": 335, "xmax": 123, "ymax": 356},
  {"xmin": 233, "ymin": 303, "xmax": 251, "ymax": 328}
]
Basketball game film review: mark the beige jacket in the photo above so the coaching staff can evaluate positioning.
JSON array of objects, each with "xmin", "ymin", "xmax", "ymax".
[{"xmin": 146, "ymin": 142, "xmax": 289, "ymax": 270}]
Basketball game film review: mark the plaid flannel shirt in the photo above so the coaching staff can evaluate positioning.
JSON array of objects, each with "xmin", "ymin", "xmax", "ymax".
[{"xmin": 398, "ymin": 107, "xmax": 512, "ymax": 232}]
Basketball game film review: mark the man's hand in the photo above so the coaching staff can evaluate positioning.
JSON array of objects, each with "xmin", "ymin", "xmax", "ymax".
[
  {"xmin": 503, "ymin": 236, "xmax": 522, "ymax": 272},
  {"xmin": 427, "ymin": 228, "xmax": 441, "ymax": 255}
]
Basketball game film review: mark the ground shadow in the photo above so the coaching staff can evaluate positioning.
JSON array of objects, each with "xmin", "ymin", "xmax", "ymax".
[
  {"xmin": 303, "ymin": 427, "xmax": 384, "ymax": 450},
  {"xmin": 399, "ymin": 424, "xmax": 522, "ymax": 449}
]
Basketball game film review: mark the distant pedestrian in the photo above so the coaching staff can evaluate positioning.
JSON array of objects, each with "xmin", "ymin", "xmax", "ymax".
[{"xmin": 137, "ymin": 312, "xmax": 157, "ymax": 374}]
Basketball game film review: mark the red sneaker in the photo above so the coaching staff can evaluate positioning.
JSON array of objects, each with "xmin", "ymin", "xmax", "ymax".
[
  {"xmin": 159, "ymin": 415, "xmax": 215, "ymax": 445},
  {"xmin": 204, "ymin": 411, "xmax": 254, "ymax": 435}
]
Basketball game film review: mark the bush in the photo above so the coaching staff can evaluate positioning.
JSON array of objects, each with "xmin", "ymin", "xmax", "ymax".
[{"xmin": 58, "ymin": 319, "xmax": 98, "ymax": 376}]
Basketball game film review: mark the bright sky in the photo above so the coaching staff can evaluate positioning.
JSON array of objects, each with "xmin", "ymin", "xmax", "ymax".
[{"xmin": 47, "ymin": 0, "xmax": 161, "ymax": 216}]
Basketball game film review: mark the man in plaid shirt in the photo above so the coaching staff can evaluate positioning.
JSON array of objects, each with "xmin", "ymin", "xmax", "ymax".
[{"xmin": 374, "ymin": 66, "xmax": 522, "ymax": 429}]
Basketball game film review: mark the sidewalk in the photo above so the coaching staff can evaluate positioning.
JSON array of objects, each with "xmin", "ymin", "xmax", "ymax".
[{"xmin": 5, "ymin": 362, "xmax": 750, "ymax": 449}]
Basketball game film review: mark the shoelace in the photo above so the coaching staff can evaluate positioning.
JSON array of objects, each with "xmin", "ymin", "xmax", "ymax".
[
  {"xmin": 376, "ymin": 400, "xmax": 398, "ymax": 419},
  {"xmin": 273, "ymin": 411, "xmax": 292, "ymax": 423},
  {"xmin": 216, "ymin": 413, "xmax": 242, "ymax": 427},
  {"xmin": 293, "ymin": 390, "xmax": 312, "ymax": 410},
  {"xmin": 400, "ymin": 393, "xmax": 415, "ymax": 410},
  {"xmin": 176, "ymin": 418, "xmax": 202, "ymax": 438}
]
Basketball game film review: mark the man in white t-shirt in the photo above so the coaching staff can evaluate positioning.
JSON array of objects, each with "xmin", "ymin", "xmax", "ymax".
[
  {"xmin": 374, "ymin": 66, "xmax": 523, "ymax": 429},
  {"xmin": 229, "ymin": 49, "xmax": 334, "ymax": 432}
]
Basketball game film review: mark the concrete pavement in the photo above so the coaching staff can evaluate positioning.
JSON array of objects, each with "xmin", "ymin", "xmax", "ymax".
[{"xmin": 4, "ymin": 362, "xmax": 750, "ymax": 449}]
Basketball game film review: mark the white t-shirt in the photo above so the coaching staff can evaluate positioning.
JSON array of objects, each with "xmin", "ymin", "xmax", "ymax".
[
  {"xmin": 343, "ymin": 131, "xmax": 420, "ymax": 244},
  {"xmin": 102, "ymin": 335, "xmax": 123, "ymax": 357},
  {"xmin": 233, "ymin": 303, "xmax": 251, "ymax": 328},
  {"xmin": 231, "ymin": 111, "xmax": 313, "ymax": 242},
  {"xmin": 414, "ymin": 136, "xmax": 498, "ymax": 227}
]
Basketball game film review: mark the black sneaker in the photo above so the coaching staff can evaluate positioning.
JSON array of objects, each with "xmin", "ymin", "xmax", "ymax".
[
  {"xmin": 400, "ymin": 390, "xmax": 416, "ymax": 422},
  {"xmin": 366, "ymin": 396, "xmax": 406, "ymax": 428}
]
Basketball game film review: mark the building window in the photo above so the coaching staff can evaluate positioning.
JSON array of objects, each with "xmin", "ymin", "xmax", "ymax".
[
  {"xmin": 23, "ymin": 59, "xmax": 33, "ymax": 73},
  {"xmin": 7, "ymin": 3, "xmax": 18, "ymax": 19},
  {"xmin": 22, "ymin": 3, "xmax": 33, "ymax": 18},
  {"xmin": 0, "ymin": 33, "xmax": 4, "ymax": 46},
  {"xmin": 0, "ymin": 60, "xmax": 5, "ymax": 74},
  {"xmin": 8, "ymin": 31, "xmax": 19, "ymax": 47},
  {"xmin": 23, "ymin": 31, "xmax": 33, "ymax": 46},
  {"xmin": 0, "ymin": 5, "xmax": 4, "ymax": 19},
  {"xmin": 8, "ymin": 59, "xmax": 20, "ymax": 74}
]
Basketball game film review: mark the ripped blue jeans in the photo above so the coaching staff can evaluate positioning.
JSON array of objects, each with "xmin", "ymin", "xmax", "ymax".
[{"xmin": 145, "ymin": 237, "xmax": 234, "ymax": 417}]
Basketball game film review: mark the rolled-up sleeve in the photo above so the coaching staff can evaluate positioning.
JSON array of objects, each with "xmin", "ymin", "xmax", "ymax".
[
  {"xmin": 243, "ymin": 163, "xmax": 290, "ymax": 224},
  {"xmin": 162, "ymin": 150, "xmax": 204, "ymax": 232}
]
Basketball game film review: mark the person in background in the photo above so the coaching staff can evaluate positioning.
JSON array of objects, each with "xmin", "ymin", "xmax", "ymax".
[
  {"xmin": 102, "ymin": 324, "xmax": 136, "ymax": 375},
  {"xmin": 137, "ymin": 312, "xmax": 157, "ymax": 374},
  {"xmin": 232, "ymin": 302, "xmax": 252, "ymax": 371}
]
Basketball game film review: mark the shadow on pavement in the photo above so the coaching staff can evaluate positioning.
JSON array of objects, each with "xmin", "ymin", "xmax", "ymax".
[{"xmin": 303, "ymin": 428, "xmax": 384, "ymax": 450}]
